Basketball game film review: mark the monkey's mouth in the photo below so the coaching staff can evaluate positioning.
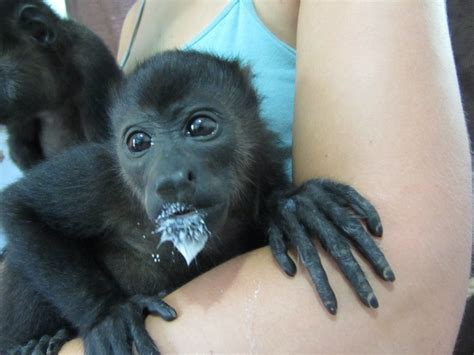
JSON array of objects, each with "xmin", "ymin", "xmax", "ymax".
[
  {"xmin": 154, "ymin": 202, "xmax": 211, "ymax": 265},
  {"xmin": 157, "ymin": 202, "xmax": 198, "ymax": 220}
]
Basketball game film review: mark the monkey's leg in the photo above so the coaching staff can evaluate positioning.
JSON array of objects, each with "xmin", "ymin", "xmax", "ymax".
[{"xmin": 266, "ymin": 179, "xmax": 395, "ymax": 314}]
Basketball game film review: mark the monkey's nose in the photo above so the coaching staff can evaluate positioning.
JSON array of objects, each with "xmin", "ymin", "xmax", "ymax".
[{"xmin": 155, "ymin": 170, "xmax": 196, "ymax": 201}]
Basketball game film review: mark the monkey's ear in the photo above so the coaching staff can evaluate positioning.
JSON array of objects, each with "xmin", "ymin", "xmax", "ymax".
[
  {"xmin": 240, "ymin": 65, "xmax": 255, "ymax": 83},
  {"xmin": 18, "ymin": 5, "xmax": 57, "ymax": 45}
]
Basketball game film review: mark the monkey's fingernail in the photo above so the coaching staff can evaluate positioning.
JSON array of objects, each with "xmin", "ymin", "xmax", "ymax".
[
  {"xmin": 325, "ymin": 302, "xmax": 337, "ymax": 315},
  {"xmin": 282, "ymin": 258, "xmax": 297, "ymax": 276},
  {"xmin": 383, "ymin": 267, "xmax": 395, "ymax": 281},
  {"xmin": 367, "ymin": 293, "xmax": 379, "ymax": 309},
  {"xmin": 166, "ymin": 308, "xmax": 177, "ymax": 319},
  {"xmin": 375, "ymin": 223, "xmax": 383, "ymax": 237},
  {"xmin": 157, "ymin": 304, "xmax": 177, "ymax": 320}
]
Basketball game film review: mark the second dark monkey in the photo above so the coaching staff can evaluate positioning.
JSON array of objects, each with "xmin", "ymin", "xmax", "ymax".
[{"xmin": 0, "ymin": 0, "xmax": 121, "ymax": 170}]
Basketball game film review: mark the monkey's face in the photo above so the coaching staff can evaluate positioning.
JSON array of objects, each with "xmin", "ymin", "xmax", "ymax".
[
  {"xmin": 116, "ymin": 103, "xmax": 246, "ymax": 263},
  {"xmin": 117, "ymin": 101, "xmax": 242, "ymax": 235},
  {"xmin": 0, "ymin": 1, "xmax": 59, "ymax": 121},
  {"xmin": 113, "ymin": 51, "xmax": 262, "ymax": 261}
]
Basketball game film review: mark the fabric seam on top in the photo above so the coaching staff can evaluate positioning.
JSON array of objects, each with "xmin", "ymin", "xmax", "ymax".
[
  {"xmin": 240, "ymin": 0, "xmax": 295, "ymax": 55},
  {"xmin": 183, "ymin": 0, "xmax": 239, "ymax": 49}
]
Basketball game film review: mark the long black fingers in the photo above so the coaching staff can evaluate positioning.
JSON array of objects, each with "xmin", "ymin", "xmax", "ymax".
[
  {"xmin": 310, "ymin": 180, "xmax": 383, "ymax": 237},
  {"xmin": 279, "ymin": 202, "xmax": 338, "ymax": 314},
  {"xmin": 294, "ymin": 196, "xmax": 379, "ymax": 309},
  {"xmin": 267, "ymin": 221, "xmax": 297, "ymax": 276},
  {"xmin": 311, "ymin": 198, "xmax": 395, "ymax": 282},
  {"xmin": 129, "ymin": 311, "xmax": 160, "ymax": 355},
  {"xmin": 132, "ymin": 296, "xmax": 177, "ymax": 321}
]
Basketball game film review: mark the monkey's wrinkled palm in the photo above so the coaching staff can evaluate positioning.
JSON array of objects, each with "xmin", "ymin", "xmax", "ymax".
[{"xmin": 267, "ymin": 179, "xmax": 395, "ymax": 314}]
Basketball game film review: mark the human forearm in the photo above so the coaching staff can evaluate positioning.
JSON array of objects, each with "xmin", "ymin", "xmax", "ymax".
[
  {"xmin": 62, "ymin": 245, "xmax": 401, "ymax": 353},
  {"xmin": 293, "ymin": 0, "xmax": 472, "ymax": 352}
]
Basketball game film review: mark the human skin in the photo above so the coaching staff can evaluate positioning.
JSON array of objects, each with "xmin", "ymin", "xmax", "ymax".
[{"xmin": 61, "ymin": 0, "xmax": 472, "ymax": 353}]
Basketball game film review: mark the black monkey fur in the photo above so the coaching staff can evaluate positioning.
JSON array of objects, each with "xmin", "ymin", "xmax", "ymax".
[
  {"xmin": 0, "ymin": 0, "xmax": 121, "ymax": 170},
  {"xmin": 0, "ymin": 51, "xmax": 394, "ymax": 354}
]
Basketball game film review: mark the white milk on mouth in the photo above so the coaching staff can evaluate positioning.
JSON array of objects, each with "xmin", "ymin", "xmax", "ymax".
[{"xmin": 154, "ymin": 206, "xmax": 211, "ymax": 265}]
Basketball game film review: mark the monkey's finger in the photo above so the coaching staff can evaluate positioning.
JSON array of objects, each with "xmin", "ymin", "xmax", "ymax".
[
  {"xmin": 314, "ymin": 180, "xmax": 383, "ymax": 237},
  {"xmin": 19, "ymin": 339, "xmax": 37, "ymax": 355},
  {"xmin": 132, "ymin": 295, "xmax": 177, "ymax": 321},
  {"xmin": 279, "ymin": 200, "xmax": 337, "ymax": 314},
  {"xmin": 128, "ymin": 312, "xmax": 160, "ymax": 355},
  {"xmin": 84, "ymin": 332, "xmax": 116, "ymax": 355},
  {"xmin": 108, "ymin": 339, "xmax": 131, "ymax": 355},
  {"xmin": 294, "ymin": 196, "xmax": 379, "ymax": 309},
  {"xmin": 267, "ymin": 221, "xmax": 297, "ymax": 276},
  {"xmin": 84, "ymin": 315, "xmax": 131, "ymax": 355},
  {"xmin": 313, "ymin": 199, "xmax": 395, "ymax": 282},
  {"xmin": 32, "ymin": 335, "xmax": 50, "ymax": 355},
  {"xmin": 47, "ymin": 329, "xmax": 73, "ymax": 355}
]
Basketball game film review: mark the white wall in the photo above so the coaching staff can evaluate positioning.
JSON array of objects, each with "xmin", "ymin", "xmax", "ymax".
[{"xmin": 44, "ymin": 0, "xmax": 68, "ymax": 18}]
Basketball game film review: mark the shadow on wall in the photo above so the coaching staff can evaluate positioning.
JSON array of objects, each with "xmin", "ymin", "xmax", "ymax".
[
  {"xmin": 66, "ymin": 0, "xmax": 134, "ymax": 57},
  {"xmin": 447, "ymin": 0, "xmax": 474, "ymax": 149},
  {"xmin": 447, "ymin": 2, "xmax": 474, "ymax": 353}
]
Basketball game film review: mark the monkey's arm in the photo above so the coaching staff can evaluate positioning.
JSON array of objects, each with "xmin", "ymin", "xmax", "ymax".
[
  {"xmin": 1, "ymin": 144, "xmax": 117, "ymax": 236},
  {"xmin": 0, "ymin": 144, "xmax": 173, "ymax": 354}
]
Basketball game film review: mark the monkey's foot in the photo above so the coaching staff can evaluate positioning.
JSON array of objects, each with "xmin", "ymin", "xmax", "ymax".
[
  {"xmin": 266, "ymin": 179, "xmax": 395, "ymax": 314},
  {"xmin": 9, "ymin": 329, "xmax": 73, "ymax": 355}
]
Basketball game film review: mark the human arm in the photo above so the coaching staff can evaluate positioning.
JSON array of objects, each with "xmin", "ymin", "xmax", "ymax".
[{"xmin": 290, "ymin": 1, "xmax": 471, "ymax": 352}]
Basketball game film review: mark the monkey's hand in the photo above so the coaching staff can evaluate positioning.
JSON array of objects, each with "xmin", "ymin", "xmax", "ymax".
[
  {"xmin": 83, "ymin": 296, "xmax": 176, "ymax": 355},
  {"xmin": 266, "ymin": 179, "xmax": 395, "ymax": 314}
]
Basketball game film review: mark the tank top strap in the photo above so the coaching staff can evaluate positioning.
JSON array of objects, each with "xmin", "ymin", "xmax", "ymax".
[
  {"xmin": 184, "ymin": 0, "xmax": 239, "ymax": 49},
  {"xmin": 239, "ymin": 0, "xmax": 295, "ymax": 54}
]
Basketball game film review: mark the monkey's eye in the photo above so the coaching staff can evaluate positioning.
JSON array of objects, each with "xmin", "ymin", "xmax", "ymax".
[
  {"xmin": 185, "ymin": 116, "xmax": 218, "ymax": 138},
  {"xmin": 126, "ymin": 131, "xmax": 152, "ymax": 153}
]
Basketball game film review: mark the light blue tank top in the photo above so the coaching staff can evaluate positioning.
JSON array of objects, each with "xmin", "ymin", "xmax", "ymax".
[{"xmin": 183, "ymin": 0, "xmax": 296, "ymax": 175}]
